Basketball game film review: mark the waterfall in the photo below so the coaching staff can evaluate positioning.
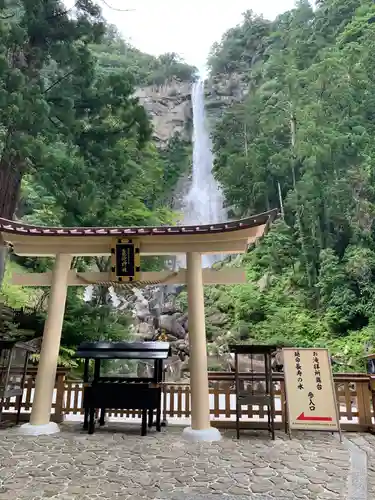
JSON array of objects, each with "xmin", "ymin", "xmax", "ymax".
[
  {"xmin": 84, "ymin": 80, "xmax": 226, "ymax": 309},
  {"xmin": 181, "ymin": 79, "xmax": 227, "ymax": 267}
]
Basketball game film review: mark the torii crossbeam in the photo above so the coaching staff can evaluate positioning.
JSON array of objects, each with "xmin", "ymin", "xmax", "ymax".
[{"xmin": 0, "ymin": 209, "xmax": 277, "ymax": 440}]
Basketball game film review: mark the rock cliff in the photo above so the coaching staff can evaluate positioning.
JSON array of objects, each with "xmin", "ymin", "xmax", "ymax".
[
  {"xmin": 135, "ymin": 79, "xmax": 193, "ymax": 147},
  {"xmin": 205, "ymin": 72, "xmax": 248, "ymax": 122}
]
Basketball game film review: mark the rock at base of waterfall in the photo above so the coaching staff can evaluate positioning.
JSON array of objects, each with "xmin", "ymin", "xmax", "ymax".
[
  {"xmin": 161, "ymin": 301, "xmax": 180, "ymax": 315},
  {"xmin": 159, "ymin": 314, "xmax": 186, "ymax": 338},
  {"xmin": 136, "ymin": 322, "xmax": 154, "ymax": 337},
  {"xmin": 135, "ymin": 305, "xmax": 151, "ymax": 321},
  {"xmin": 149, "ymin": 304, "xmax": 161, "ymax": 318},
  {"xmin": 176, "ymin": 312, "xmax": 188, "ymax": 331}
]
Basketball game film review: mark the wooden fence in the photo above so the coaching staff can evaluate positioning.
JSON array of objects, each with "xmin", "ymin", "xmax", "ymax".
[
  {"xmin": 2, "ymin": 370, "xmax": 375, "ymax": 431},
  {"xmin": 1, "ymin": 367, "xmax": 68, "ymax": 423}
]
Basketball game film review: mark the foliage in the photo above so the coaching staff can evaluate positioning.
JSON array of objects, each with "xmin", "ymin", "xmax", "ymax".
[
  {"xmin": 60, "ymin": 288, "xmax": 132, "ymax": 349},
  {"xmin": 208, "ymin": 10, "xmax": 271, "ymax": 75},
  {"xmin": 207, "ymin": 0, "xmax": 375, "ymax": 370},
  {"xmin": 0, "ymin": 260, "xmax": 42, "ymax": 310},
  {"xmin": 0, "ymin": 2, "xmax": 193, "ymax": 366},
  {"xmin": 31, "ymin": 346, "xmax": 79, "ymax": 369},
  {"xmin": 159, "ymin": 133, "xmax": 192, "ymax": 204},
  {"xmin": 91, "ymin": 25, "xmax": 198, "ymax": 85},
  {"xmin": 0, "ymin": 0, "xmax": 105, "ymax": 219}
]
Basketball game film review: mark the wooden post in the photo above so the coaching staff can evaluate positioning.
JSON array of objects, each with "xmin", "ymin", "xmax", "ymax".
[
  {"xmin": 356, "ymin": 379, "xmax": 373, "ymax": 428},
  {"xmin": 370, "ymin": 376, "xmax": 375, "ymax": 429},
  {"xmin": 182, "ymin": 252, "xmax": 221, "ymax": 441},
  {"xmin": 19, "ymin": 254, "xmax": 72, "ymax": 435},
  {"xmin": 54, "ymin": 370, "xmax": 67, "ymax": 423}
]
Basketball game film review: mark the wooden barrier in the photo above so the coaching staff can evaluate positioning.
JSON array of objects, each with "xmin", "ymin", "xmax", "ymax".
[
  {"xmin": 63, "ymin": 372, "xmax": 374, "ymax": 431},
  {"xmin": 1, "ymin": 367, "xmax": 69, "ymax": 423},
  {"xmin": 1, "ymin": 370, "xmax": 374, "ymax": 431}
]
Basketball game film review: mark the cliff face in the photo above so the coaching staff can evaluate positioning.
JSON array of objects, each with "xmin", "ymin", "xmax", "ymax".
[
  {"xmin": 205, "ymin": 72, "xmax": 248, "ymax": 122},
  {"xmin": 135, "ymin": 79, "xmax": 193, "ymax": 147}
]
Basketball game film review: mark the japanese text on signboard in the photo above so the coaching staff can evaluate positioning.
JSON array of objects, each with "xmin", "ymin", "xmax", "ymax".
[
  {"xmin": 115, "ymin": 243, "xmax": 135, "ymax": 277},
  {"xmin": 313, "ymin": 350, "xmax": 323, "ymax": 391},
  {"xmin": 283, "ymin": 348, "xmax": 339, "ymax": 431},
  {"xmin": 294, "ymin": 350, "xmax": 303, "ymax": 390}
]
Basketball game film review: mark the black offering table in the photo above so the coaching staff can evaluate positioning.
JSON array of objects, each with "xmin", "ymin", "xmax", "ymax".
[{"xmin": 75, "ymin": 341, "xmax": 170, "ymax": 436}]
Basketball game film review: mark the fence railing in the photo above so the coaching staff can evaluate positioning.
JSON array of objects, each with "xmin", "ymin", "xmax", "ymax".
[
  {"xmin": 1, "ymin": 367, "xmax": 68, "ymax": 423},
  {"xmin": 2, "ymin": 370, "xmax": 374, "ymax": 431},
  {"xmin": 62, "ymin": 372, "xmax": 375, "ymax": 431}
]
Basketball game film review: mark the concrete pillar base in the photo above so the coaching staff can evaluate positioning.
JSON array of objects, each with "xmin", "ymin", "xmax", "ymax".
[
  {"xmin": 182, "ymin": 426, "xmax": 222, "ymax": 442},
  {"xmin": 18, "ymin": 422, "xmax": 60, "ymax": 436}
]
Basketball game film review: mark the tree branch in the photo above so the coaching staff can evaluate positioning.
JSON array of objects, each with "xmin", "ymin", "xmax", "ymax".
[
  {"xmin": 99, "ymin": 1, "xmax": 135, "ymax": 12},
  {"xmin": 45, "ymin": 9, "xmax": 71, "ymax": 21},
  {"xmin": 43, "ymin": 70, "xmax": 76, "ymax": 94},
  {"xmin": 47, "ymin": 115, "xmax": 66, "ymax": 131}
]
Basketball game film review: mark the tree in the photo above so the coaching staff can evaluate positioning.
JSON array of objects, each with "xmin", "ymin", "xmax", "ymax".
[
  {"xmin": 0, "ymin": 0, "xmax": 105, "ymax": 285},
  {"xmin": 0, "ymin": 0, "xmax": 104, "ymax": 218},
  {"xmin": 205, "ymin": 0, "xmax": 375, "ymax": 366},
  {"xmin": 0, "ymin": 5, "xmax": 195, "ymax": 364}
]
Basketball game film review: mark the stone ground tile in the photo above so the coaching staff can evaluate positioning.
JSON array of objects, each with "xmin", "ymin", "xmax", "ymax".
[
  {"xmin": 0, "ymin": 423, "xmax": 354, "ymax": 499},
  {"xmin": 346, "ymin": 432, "xmax": 375, "ymax": 498}
]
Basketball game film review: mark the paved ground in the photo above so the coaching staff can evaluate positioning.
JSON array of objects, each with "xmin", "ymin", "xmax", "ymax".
[
  {"xmin": 346, "ymin": 433, "xmax": 375, "ymax": 498},
  {"xmin": 0, "ymin": 423, "xmax": 366, "ymax": 500}
]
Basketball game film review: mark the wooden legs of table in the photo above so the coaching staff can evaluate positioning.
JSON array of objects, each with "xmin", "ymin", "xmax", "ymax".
[
  {"xmin": 155, "ymin": 403, "xmax": 161, "ymax": 432},
  {"xmin": 83, "ymin": 407, "xmax": 89, "ymax": 430},
  {"xmin": 84, "ymin": 407, "xmax": 104, "ymax": 433},
  {"xmin": 88, "ymin": 407, "xmax": 95, "ymax": 434},
  {"xmin": 141, "ymin": 410, "xmax": 147, "ymax": 436},
  {"xmin": 15, "ymin": 394, "xmax": 22, "ymax": 425},
  {"xmin": 144, "ymin": 407, "xmax": 162, "ymax": 435},
  {"xmin": 147, "ymin": 406, "xmax": 162, "ymax": 432},
  {"xmin": 148, "ymin": 408, "xmax": 153, "ymax": 429},
  {"xmin": 99, "ymin": 408, "xmax": 105, "ymax": 426},
  {"xmin": 235, "ymin": 404, "xmax": 240, "ymax": 440},
  {"xmin": 268, "ymin": 403, "xmax": 275, "ymax": 440},
  {"xmin": 85, "ymin": 406, "xmax": 161, "ymax": 436}
]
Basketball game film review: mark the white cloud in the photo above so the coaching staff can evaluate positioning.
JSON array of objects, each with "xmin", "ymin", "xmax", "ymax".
[{"xmin": 92, "ymin": 0, "xmax": 298, "ymax": 71}]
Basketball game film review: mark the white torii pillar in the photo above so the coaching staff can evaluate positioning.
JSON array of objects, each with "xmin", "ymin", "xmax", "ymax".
[
  {"xmin": 182, "ymin": 252, "xmax": 221, "ymax": 441},
  {"xmin": 19, "ymin": 253, "xmax": 72, "ymax": 435}
]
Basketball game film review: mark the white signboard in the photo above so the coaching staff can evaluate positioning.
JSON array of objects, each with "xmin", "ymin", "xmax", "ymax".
[{"xmin": 283, "ymin": 348, "xmax": 340, "ymax": 431}]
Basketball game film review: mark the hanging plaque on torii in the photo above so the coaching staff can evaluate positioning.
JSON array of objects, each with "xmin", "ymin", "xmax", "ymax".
[{"xmin": 110, "ymin": 238, "xmax": 141, "ymax": 282}]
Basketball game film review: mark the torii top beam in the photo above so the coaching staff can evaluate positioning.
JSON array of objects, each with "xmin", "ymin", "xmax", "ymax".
[{"xmin": 0, "ymin": 209, "xmax": 277, "ymax": 257}]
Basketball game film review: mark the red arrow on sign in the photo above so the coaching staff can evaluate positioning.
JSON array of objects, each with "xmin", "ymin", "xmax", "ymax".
[{"xmin": 296, "ymin": 412, "xmax": 332, "ymax": 422}]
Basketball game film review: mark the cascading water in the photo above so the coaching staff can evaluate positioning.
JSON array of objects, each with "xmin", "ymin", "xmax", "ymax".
[
  {"xmin": 86, "ymin": 80, "xmax": 226, "ymax": 328},
  {"xmin": 181, "ymin": 79, "xmax": 227, "ymax": 267}
]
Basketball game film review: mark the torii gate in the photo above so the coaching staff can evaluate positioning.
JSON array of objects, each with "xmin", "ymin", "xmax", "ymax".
[{"xmin": 0, "ymin": 209, "xmax": 277, "ymax": 441}]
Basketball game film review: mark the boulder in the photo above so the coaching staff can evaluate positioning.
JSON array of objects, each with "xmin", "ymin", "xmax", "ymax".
[
  {"xmin": 159, "ymin": 314, "xmax": 186, "ymax": 339},
  {"xmin": 207, "ymin": 311, "xmax": 228, "ymax": 327},
  {"xmin": 161, "ymin": 302, "xmax": 177, "ymax": 315},
  {"xmin": 177, "ymin": 313, "xmax": 188, "ymax": 331},
  {"xmin": 149, "ymin": 303, "xmax": 161, "ymax": 318},
  {"xmin": 135, "ymin": 304, "xmax": 150, "ymax": 321},
  {"xmin": 136, "ymin": 322, "xmax": 154, "ymax": 337}
]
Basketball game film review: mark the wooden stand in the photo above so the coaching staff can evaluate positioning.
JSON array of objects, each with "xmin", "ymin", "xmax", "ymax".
[
  {"xmin": 0, "ymin": 341, "xmax": 36, "ymax": 426},
  {"xmin": 229, "ymin": 344, "xmax": 276, "ymax": 440}
]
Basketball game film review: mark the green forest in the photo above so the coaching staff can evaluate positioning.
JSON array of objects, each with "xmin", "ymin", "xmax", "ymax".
[
  {"xmin": 2, "ymin": 0, "xmax": 375, "ymax": 372},
  {"xmin": 0, "ymin": 0, "xmax": 195, "ymax": 366},
  {"xmin": 203, "ymin": 0, "xmax": 375, "ymax": 370}
]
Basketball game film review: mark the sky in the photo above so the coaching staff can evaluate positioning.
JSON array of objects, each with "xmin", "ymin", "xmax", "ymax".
[{"xmin": 89, "ymin": 1, "xmax": 298, "ymax": 73}]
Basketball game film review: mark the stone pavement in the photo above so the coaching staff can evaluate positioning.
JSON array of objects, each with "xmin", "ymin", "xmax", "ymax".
[
  {"xmin": 346, "ymin": 433, "xmax": 375, "ymax": 498},
  {"xmin": 0, "ymin": 423, "xmax": 359, "ymax": 500}
]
